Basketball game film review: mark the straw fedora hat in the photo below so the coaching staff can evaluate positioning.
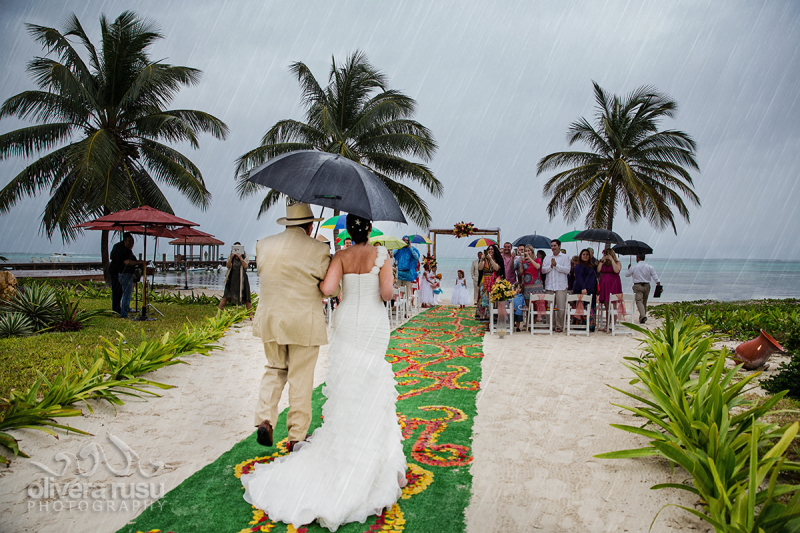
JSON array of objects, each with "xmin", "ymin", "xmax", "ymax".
[{"xmin": 277, "ymin": 202, "xmax": 324, "ymax": 226}]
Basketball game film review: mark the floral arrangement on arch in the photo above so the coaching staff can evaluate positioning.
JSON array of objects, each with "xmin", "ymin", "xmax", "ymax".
[
  {"xmin": 452, "ymin": 221, "xmax": 475, "ymax": 238},
  {"xmin": 490, "ymin": 278, "xmax": 516, "ymax": 302},
  {"xmin": 422, "ymin": 254, "xmax": 437, "ymax": 270}
]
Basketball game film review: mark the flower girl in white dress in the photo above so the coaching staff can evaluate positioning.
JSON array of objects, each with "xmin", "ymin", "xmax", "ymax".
[
  {"xmin": 450, "ymin": 269, "xmax": 471, "ymax": 307},
  {"xmin": 241, "ymin": 214, "xmax": 406, "ymax": 531}
]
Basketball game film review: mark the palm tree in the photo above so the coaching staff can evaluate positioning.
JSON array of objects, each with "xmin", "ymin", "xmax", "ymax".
[
  {"xmin": 0, "ymin": 11, "xmax": 228, "ymax": 273},
  {"xmin": 235, "ymin": 50, "xmax": 441, "ymax": 229},
  {"xmin": 537, "ymin": 81, "xmax": 700, "ymax": 234}
]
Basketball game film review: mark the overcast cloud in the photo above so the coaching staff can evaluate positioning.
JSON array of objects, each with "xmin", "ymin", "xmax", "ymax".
[{"xmin": 1, "ymin": 0, "xmax": 798, "ymax": 260}]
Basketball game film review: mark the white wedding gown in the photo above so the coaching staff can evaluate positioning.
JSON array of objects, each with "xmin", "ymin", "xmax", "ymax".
[{"xmin": 241, "ymin": 247, "xmax": 406, "ymax": 531}]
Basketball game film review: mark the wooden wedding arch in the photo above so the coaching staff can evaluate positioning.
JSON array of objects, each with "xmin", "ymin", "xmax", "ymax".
[{"xmin": 426, "ymin": 227, "xmax": 501, "ymax": 257}]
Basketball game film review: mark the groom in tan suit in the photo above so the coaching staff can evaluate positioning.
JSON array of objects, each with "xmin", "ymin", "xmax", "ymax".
[{"xmin": 252, "ymin": 202, "xmax": 331, "ymax": 451}]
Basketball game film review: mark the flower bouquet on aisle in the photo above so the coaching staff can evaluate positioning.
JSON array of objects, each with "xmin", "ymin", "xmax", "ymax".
[
  {"xmin": 489, "ymin": 279, "xmax": 515, "ymax": 302},
  {"xmin": 452, "ymin": 221, "xmax": 475, "ymax": 238}
]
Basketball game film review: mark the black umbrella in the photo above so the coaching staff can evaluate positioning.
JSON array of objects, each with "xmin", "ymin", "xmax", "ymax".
[
  {"xmin": 575, "ymin": 228, "xmax": 625, "ymax": 244},
  {"xmin": 513, "ymin": 234, "xmax": 551, "ymax": 248},
  {"xmin": 612, "ymin": 240, "xmax": 653, "ymax": 256},
  {"xmin": 246, "ymin": 150, "xmax": 407, "ymax": 223}
]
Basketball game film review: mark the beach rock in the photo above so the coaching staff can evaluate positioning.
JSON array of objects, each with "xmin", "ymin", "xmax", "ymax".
[{"xmin": 0, "ymin": 270, "xmax": 18, "ymax": 301}]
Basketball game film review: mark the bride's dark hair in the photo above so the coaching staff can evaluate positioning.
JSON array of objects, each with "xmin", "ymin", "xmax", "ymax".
[{"xmin": 345, "ymin": 213, "xmax": 372, "ymax": 244}]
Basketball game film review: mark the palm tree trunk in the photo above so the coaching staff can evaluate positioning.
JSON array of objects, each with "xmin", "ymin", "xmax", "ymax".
[{"xmin": 101, "ymin": 230, "xmax": 111, "ymax": 286}]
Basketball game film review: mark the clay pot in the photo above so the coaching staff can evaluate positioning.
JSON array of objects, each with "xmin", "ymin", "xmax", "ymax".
[{"xmin": 734, "ymin": 330, "xmax": 784, "ymax": 370}]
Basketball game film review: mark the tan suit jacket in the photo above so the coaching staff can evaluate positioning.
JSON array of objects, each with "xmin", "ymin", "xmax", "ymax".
[{"xmin": 252, "ymin": 226, "xmax": 331, "ymax": 346}]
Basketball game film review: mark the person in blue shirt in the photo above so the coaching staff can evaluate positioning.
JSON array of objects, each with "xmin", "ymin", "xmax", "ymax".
[
  {"xmin": 513, "ymin": 285, "xmax": 526, "ymax": 332},
  {"xmin": 393, "ymin": 236, "xmax": 420, "ymax": 314}
]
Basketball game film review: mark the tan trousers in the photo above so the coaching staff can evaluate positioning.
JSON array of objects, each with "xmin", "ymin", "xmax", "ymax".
[
  {"xmin": 547, "ymin": 289, "xmax": 568, "ymax": 330},
  {"xmin": 254, "ymin": 342, "xmax": 319, "ymax": 442},
  {"xmin": 633, "ymin": 282, "xmax": 651, "ymax": 321}
]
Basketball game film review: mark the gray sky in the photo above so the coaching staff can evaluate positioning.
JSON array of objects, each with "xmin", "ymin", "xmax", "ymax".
[{"xmin": 1, "ymin": 0, "xmax": 799, "ymax": 260}]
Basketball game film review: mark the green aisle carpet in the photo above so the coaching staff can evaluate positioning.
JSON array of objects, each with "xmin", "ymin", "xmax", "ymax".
[{"xmin": 119, "ymin": 306, "xmax": 485, "ymax": 533}]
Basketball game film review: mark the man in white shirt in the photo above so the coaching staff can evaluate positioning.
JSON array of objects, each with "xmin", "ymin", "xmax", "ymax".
[
  {"xmin": 540, "ymin": 239, "xmax": 571, "ymax": 332},
  {"xmin": 471, "ymin": 251, "xmax": 483, "ymax": 304},
  {"xmin": 625, "ymin": 254, "xmax": 661, "ymax": 324}
]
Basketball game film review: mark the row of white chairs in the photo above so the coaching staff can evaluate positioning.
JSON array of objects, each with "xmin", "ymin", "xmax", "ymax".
[
  {"xmin": 323, "ymin": 286, "xmax": 421, "ymax": 328},
  {"xmin": 513, "ymin": 292, "xmax": 636, "ymax": 336}
]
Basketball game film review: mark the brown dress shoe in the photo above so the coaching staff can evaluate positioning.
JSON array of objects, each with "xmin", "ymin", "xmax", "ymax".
[
  {"xmin": 287, "ymin": 433, "xmax": 311, "ymax": 452},
  {"xmin": 256, "ymin": 420, "xmax": 274, "ymax": 446}
]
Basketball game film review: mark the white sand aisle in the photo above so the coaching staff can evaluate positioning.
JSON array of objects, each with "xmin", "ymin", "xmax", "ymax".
[{"xmin": 467, "ymin": 322, "xmax": 711, "ymax": 532}]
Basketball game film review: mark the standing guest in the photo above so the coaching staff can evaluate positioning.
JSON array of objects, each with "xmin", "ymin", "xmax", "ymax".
[
  {"xmin": 418, "ymin": 264, "xmax": 436, "ymax": 307},
  {"xmin": 597, "ymin": 248, "xmax": 623, "ymax": 331},
  {"xmin": 567, "ymin": 255, "xmax": 579, "ymax": 291},
  {"xmin": 587, "ymin": 247, "xmax": 600, "ymax": 283},
  {"xmin": 477, "ymin": 245, "xmax": 503, "ymax": 321},
  {"xmin": 219, "ymin": 242, "xmax": 252, "ymax": 311},
  {"xmin": 537, "ymin": 250, "xmax": 548, "ymax": 287},
  {"xmin": 108, "ymin": 234, "xmax": 131, "ymax": 314},
  {"xmin": 251, "ymin": 202, "xmax": 330, "ymax": 452},
  {"xmin": 451, "ymin": 270, "xmax": 471, "ymax": 308},
  {"xmin": 431, "ymin": 266, "xmax": 443, "ymax": 304},
  {"xmin": 501, "ymin": 242, "xmax": 520, "ymax": 285},
  {"xmin": 540, "ymin": 239, "xmax": 570, "ymax": 332},
  {"xmin": 625, "ymin": 253, "xmax": 661, "ymax": 324},
  {"xmin": 513, "ymin": 285, "xmax": 526, "ymax": 332},
  {"xmin": 344, "ymin": 238, "xmax": 353, "ymax": 248},
  {"xmin": 518, "ymin": 244, "xmax": 544, "ymax": 298},
  {"xmin": 471, "ymin": 251, "xmax": 483, "ymax": 305},
  {"xmin": 394, "ymin": 236, "xmax": 420, "ymax": 313},
  {"xmin": 573, "ymin": 249, "xmax": 598, "ymax": 330}
]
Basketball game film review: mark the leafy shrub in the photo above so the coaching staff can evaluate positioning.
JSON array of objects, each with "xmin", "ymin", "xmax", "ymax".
[
  {"xmin": 762, "ymin": 352, "xmax": 800, "ymax": 400},
  {"xmin": 0, "ymin": 313, "xmax": 34, "ymax": 338},
  {"xmin": 51, "ymin": 292, "xmax": 115, "ymax": 332},
  {"xmin": 0, "ymin": 283, "xmax": 59, "ymax": 331}
]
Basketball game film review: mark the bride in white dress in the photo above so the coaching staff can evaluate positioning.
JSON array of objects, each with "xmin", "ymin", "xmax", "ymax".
[{"xmin": 241, "ymin": 214, "xmax": 406, "ymax": 531}]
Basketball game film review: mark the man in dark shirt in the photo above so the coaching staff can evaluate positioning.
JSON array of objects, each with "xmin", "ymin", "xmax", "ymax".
[
  {"xmin": 110, "ymin": 233, "xmax": 142, "ymax": 318},
  {"xmin": 108, "ymin": 233, "xmax": 131, "ymax": 313}
]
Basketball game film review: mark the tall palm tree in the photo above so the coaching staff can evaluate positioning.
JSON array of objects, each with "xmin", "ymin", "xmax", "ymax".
[
  {"xmin": 537, "ymin": 81, "xmax": 700, "ymax": 234},
  {"xmin": 0, "ymin": 11, "xmax": 228, "ymax": 272},
  {"xmin": 235, "ymin": 50, "xmax": 441, "ymax": 229}
]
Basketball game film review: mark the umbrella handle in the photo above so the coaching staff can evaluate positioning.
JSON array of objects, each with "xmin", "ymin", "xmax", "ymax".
[{"xmin": 313, "ymin": 206, "xmax": 324, "ymax": 238}]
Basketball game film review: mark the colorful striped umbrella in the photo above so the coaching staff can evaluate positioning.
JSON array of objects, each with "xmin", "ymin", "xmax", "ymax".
[
  {"xmin": 320, "ymin": 215, "xmax": 348, "ymax": 230},
  {"xmin": 336, "ymin": 227, "xmax": 384, "ymax": 243},
  {"xmin": 407, "ymin": 234, "xmax": 432, "ymax": 244},
  {"xmin": 467, "ymin": 237, "xmax": 497, "ymax": 248}
]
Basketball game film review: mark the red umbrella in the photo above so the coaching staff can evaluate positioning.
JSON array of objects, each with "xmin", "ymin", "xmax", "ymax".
[
  {"xmin": 77, "ymin": 221, "xmax": 181, "ymax": 239},
  {"xmin": 79, "ymin": 207, "xmax": 199, "ymax": 321},
  {"xmin": 88, "ymin": 206, "xmax": 198, "ymax": 227}
]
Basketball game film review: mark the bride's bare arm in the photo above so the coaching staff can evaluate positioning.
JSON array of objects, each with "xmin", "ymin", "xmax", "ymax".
[
  {"xmin": 380, "ymin": 257, "xmax": 394, "ymax": 301},
  {"xmin": 320, "ymin": 254, "xmax": 343, "ymax": 296}
]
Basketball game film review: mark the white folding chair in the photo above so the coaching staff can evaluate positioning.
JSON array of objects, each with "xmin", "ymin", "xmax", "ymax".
[
  {"xmin": 609, "ymin": 293, "xmax": 635, "ymax": 336},
  {"xmin": 528, "ymin": 293, "xmax": 554, "ymax": 335},
  {"xmin": 566, "ymin": 294, "xmax": 591, "ymax": 336},
  {"xmin": 395, "ymin": 286, "xmax": 409, "ymax": 322},
  {"xmin": 490, "ymin": 300, "xmax": 513, "ymax": 335}
]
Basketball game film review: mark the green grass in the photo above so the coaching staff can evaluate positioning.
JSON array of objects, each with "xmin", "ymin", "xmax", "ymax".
[{"xmin": 0, "ymin": 296, "xmax": 223, "ymax": 401}]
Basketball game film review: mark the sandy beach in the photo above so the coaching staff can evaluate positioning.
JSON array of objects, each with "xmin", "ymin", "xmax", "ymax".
[{"xmin": 0, "ymin": 304, "xmax": 789, "ymax": 532}]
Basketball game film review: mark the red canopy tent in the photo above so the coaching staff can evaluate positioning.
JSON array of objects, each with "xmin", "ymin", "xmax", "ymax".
[{"xmin": 78, "ymin": 207, "xmax": 199, "ymax": 321}]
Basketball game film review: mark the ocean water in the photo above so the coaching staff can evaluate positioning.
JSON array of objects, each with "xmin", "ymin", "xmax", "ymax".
[{"xmin": 3, "ymin": 253, "xmax": 800, "ymax": 302}]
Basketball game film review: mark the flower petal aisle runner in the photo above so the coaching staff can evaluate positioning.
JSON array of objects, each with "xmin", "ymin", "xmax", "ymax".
[{"xmin": 118, "ymin": 307, "xmax": 484, "ymax": 533}]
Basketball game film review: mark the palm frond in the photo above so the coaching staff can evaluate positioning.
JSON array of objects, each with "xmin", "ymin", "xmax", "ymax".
[{"xmin": 0, "ymin": 123, "xmax": 75, "ymax": 159}]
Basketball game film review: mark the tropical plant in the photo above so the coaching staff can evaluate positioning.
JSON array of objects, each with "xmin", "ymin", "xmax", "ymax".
[
  {"xmin": 0, "ymin": 11, "xmax": 228, "ymax": 272},
  {"xmin": 0, "ymin": 283, "xmax": 59, "ymax": 331},
  {"xmin": 537, "ymin": 82, "xmax": 700, "ymax": 234},
  {"xmin": 0, "ymin": 313, "xmax": 35, "ymax": 338},
  {"xmin": 597, "ymin": 315, "xmax": 800, "ymax": 530},
  {"xmin": 52, "ymin": 291, "xmax": 115, "ymax": 331},
  {"xmin": 234, "ymin": 50, "xmax": 441, "ymax": 228}
]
